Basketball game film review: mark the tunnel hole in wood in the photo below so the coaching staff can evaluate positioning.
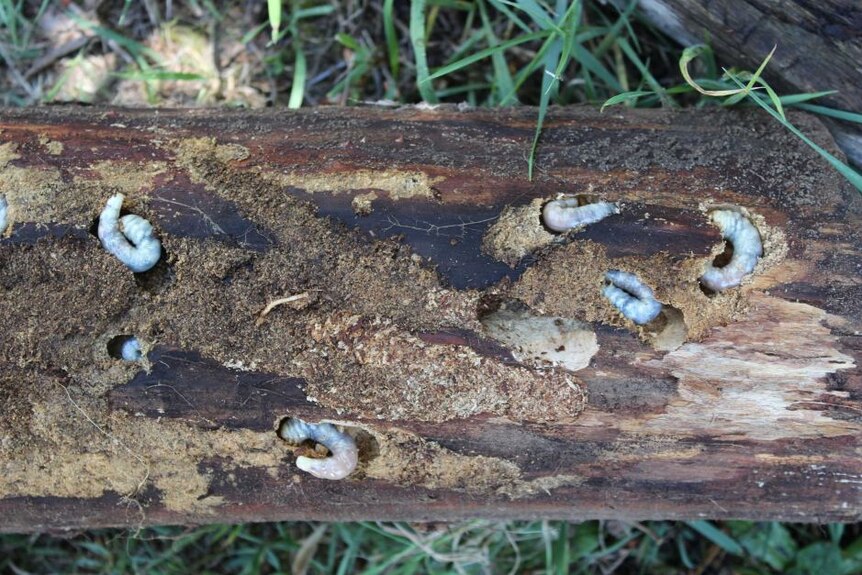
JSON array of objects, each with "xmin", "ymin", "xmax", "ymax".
[
  {"xmin": 107, "ymin": 335, "xmax": 143, "ymax": 361},
  {"xmin": 699, "ymin": 240, "xmax": 734, "ymax": 296},
  {"xmin": 649, "ymin": 306, "xmax": 687, "ymax": 351}
]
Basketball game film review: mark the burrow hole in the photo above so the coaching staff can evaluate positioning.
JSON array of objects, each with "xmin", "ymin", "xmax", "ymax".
[
  {"xmin": 699, "ymin": 239, "xmax": 735, "ymax": 296},
  {"xmin": 107, "ymin": 335, "xmax": 143, "ymax": 361}
]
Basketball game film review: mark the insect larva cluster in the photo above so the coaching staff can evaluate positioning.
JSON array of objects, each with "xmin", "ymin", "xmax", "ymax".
[{"xmin": 539, "ymin": 197, "xmax": 764, "ymax": 325}]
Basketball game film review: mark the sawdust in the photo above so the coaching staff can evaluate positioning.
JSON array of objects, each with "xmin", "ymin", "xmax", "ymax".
[
  {"xmin": 352, "ymin": 191, "xmax": 377, "ymax": 215},
  {"xmin": 0, "ymin": 165, "xmax": 64, "ymax": 225},
  {"xmin": 0, "ymin": 141, "xmax": 20, "ymax": 169},
  {"xmin": 38, "ymin": 135, "xmax": 64, "ymax": 155},
  {"xmin": 508, "ymin": 202, "xmax": 789, "ymax": 347},
  {"xmin": 262, "ymin": 167, "xmax": 441, "ymax": 200},
  {"xmin": 295, "ymin": 312, "xmax": 587, "ymax": 422},
  {"xmin": 0, "ymin": 131, "xmax": 594, "ymax": 511},
  {"xmin": 362, "ymin": 427, "xmax": 522, "ymax": 491},
  {"xmin": 84, "ymin": 160, "xmax": 169, "ymax": 195},
  {"xmin": 482, "ymin": 198, "xmax": 557, "ymax": 266}
]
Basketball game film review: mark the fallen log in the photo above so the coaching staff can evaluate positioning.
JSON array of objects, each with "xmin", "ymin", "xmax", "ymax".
[{"xmin": 0, "ymin": 105, "xmax": 860, "ymax": 531}]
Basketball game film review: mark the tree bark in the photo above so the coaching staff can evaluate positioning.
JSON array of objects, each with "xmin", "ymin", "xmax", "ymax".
[
  {"xmin": 0, "ymin": 105, "xmax": 860, "ymax": 532},
  {"xmin": 627, "ymin": 0, "xmax": 862, "ymax": 165}
]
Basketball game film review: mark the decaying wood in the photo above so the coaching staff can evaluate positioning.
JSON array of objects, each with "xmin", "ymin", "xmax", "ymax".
[
  {"xmin": 626, "ymin": 0, "xmax": 862, "ymax": 165},
  {"xmin": 0, "ymin": 105, "xmax": 860, "ymax": 532}
]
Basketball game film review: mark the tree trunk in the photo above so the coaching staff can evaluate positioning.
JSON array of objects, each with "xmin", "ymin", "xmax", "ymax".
[{"xmin": 0, "ymin": 105, "xmax": 860, "ymax": 532}]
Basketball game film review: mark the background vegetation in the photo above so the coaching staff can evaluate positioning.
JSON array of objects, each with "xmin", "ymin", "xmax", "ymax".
[{"xmin": 2, "ymin": 0, "xmax": 862, "ymax": 572}]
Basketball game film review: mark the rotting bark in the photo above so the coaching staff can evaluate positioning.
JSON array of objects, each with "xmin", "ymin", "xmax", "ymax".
[
  {"xmin": 622, "ymin": 0, "xmax": 862, "ymax": 165},
  {"xmin": 0, "ymin": 105, "xmax": 860, "ymax": 532}
]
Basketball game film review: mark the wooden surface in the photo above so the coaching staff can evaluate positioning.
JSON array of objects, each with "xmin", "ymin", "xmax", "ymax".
[
  {"xmin": 0, "ymin": 105, "xmax": 861, "ymax": 532},
  {"xmin": 627, "ymin": 0, "xmax": 862, "ymax": 165}
]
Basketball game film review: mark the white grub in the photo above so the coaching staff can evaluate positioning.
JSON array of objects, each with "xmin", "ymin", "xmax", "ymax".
[
  {"xmin": 119, "ymin": 337, "xmax": 143, "ymax": 362},
  {"xmin": 700, "ymin": 209, "xmax": 763, "ymax": 292},
  {"xmin": 603, "ymin": 270, "xmax": 662, "ymax": 325},
  {"xmin": 98, "ymin": 193, "xmax": 162, "ymax": 272},
  {"xmin": 278, "ymin": 418, "xmax": 358, "ymax": 480},
  {"xmin": 0, "ymin": 195, "xmax": 7, "ymax": 234},
  {"xmin": 542, "ymin": 198, "xmax": 618, "ymax": 233}
]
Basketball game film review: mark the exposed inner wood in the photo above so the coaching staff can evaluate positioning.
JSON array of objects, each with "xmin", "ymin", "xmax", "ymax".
[{"xmin": 0, "ymin": 105, "xmax": 860, "ymax": 531}]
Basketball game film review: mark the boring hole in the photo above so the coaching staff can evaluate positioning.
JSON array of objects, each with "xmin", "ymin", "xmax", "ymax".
[
  {"xmin": 712, "ymin": 239, "xmax": 734, "ymax": 268},
  {"xmin": 133, "ymin": 252, "xmax": 172, "ymax": 292},
  {"xmin": 698, "ymin": 242, "xmax": 734, "ymax": 296},
  {"xmin": 650, "ymin": 306, "xmax": 687, "ymax": 352},
  {"xmin": 107, "ymin": 335, "xmax": 143, "ymax": 361},
  {"xmin": 477, "ymin": 293, "xmax": 506, "ymax": 321}
]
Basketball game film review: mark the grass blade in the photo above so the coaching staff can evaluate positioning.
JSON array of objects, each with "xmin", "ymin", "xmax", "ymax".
[
  {"xmin": 478, "ymin": 0, "xmax": 516, "ymax": 105},
  {"xmin": 267, "ymin": 0, "xmax": 281, "ymax": 45},
  {"xmin": 383, "ymin": 0, "xmax": 399, "ymax": 80},
  {"xmin": 600, "ymin": 90, "xmax": 653, "ymax": 110},
  {"xmin": 687, "ymin": 521, "xmax": 744, "ymax": 556},
  {"xmin": 425, "ymin": 30, "xmax": 547, "ymax": 82},
  {"xmin": 288, "ymin": 46, "xmax": 306, "ymax": 108},
  {"xmin": 725, "ymin": 70, "xmax": 862, "ymax": 194},
  {"xmin": 793, "ymin": 103, "xmax": 862, "ymax": 124},
  {"xmin": 411, "ymin": 0, "xmax": 438, "ymax": 103},
  {"xmin": 778, "ymin": 91, "xmax": 837, "ymax": 104},
  {"xmin": 680, "ymin": 45, "xmax": 740, "ymax": 97}
]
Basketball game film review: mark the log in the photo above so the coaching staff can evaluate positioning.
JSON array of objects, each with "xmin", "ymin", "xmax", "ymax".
[
  {"xmin": 628, "ymin": 0, "xmax": 862, "ymax": 165},
  {"xmin": 0, "ymin": 105, "xmax": 860, "ymax": 532}
]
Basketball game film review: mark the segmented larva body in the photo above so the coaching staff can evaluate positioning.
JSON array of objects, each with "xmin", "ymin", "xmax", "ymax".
[
  {"xmin": 700, "ymin": 209, "xmax": 763, "ymax": 292},
  {"xmin": 603, "ymin": 270, "xmax": 662, "ymax": 325},
  {"xmin": 0, "ymin": 195, "xmax": 8, "ymax": 234},
  {"xmin": 542, "ymin": 199, "xmax": 619, "ymax": 232},
  {"xmin": 98, "ymin": 194, "xmax": 162, "ymax": 272},
  {"xmin": 278, "ymin": 418, "xmax": 358, "ymax": 480},
  {"xmin": 119, "ymin": 337, "xmax": 143, "ymax": 361}
]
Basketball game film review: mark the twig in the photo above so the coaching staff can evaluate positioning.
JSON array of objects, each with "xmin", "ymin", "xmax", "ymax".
[{"xmin": 256, "ymin": 292, "xmax": 310, "ymax": 326}]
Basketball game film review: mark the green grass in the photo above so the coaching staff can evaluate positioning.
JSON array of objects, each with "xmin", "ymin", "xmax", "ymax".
[
  {"xmin": 4, "ymin": 520, "xmax": 862, "ymax": 574},
  {"xmin": 2, "ymin": 1, "xmax": 862, "ymax": 571}
]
